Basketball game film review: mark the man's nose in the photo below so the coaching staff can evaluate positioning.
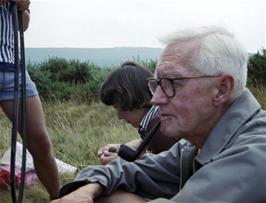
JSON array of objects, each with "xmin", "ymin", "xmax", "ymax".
[{"xmin": 151, "ymin": 86, "xmax": 168, "ymax": 105}]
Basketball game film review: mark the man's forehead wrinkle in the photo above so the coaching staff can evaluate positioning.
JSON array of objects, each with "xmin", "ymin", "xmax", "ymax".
[
  {"xmin": 160, "ymin": 54, "xmax": 182, "ymax": 64},
  {"xmin": 156, "ymin": 62, "xmax": 183, "ymax": 78},
  {"xmin": 161, "ymin": 50, "xmax": 194, "ymax": 68}
]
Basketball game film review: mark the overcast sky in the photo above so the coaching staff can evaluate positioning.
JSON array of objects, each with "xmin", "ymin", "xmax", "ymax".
[{"xmin": 25, "ymin": 0, "xmax": 265, "ymax": 52}]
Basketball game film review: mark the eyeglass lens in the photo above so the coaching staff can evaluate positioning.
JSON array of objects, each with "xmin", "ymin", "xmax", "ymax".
[{"xmin": 148, "ymin": 79, "xmax": 174, "ymax": 98}]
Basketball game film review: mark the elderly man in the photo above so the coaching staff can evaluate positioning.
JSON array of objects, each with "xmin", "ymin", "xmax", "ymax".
[{"xmin": 52, "ymin": 26, "xmax": 266, "ymax": 203}]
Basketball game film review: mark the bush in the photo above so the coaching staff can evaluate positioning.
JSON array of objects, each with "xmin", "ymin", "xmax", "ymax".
[
  {"xmin": 28, "ymin": 58, "xmax": 110, "ymax": 102},
  {"xmin": 247, "ymin": 49, "xmax": 266, "ymax": 86}
]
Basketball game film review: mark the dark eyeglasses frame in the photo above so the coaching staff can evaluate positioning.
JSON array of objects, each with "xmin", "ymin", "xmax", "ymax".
[{"xmin": 147, "ymin": 75, "xmax": 221, "ymax": 98}]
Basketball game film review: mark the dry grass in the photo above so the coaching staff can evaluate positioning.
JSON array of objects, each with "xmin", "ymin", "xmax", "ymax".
[{"xmin": 0, "ymin": 102, "xmax": 137, "ymax": 202}]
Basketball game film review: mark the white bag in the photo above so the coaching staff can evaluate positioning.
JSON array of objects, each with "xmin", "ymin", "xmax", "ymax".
[{"xmin": 1, "ymin": 142, "xmax": 77, "ymax": 175}]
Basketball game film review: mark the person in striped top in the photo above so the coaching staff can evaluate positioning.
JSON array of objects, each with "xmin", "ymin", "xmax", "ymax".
[
  {"xmin": 97, "ymin": 61, "xmax": 177, "ymax": 164},
  {"xmin": 0, "ymin": 0, "xmax": 60, "ymax": 199}
]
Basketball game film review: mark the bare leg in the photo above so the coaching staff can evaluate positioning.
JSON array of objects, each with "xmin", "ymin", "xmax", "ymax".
[
  {"xmin": 0, "ymin": 95, "xmax": 60, "ymax": 199},
  {"xmin": 97, "ymin": 190, "xmax": 147, "ymax": 203}
]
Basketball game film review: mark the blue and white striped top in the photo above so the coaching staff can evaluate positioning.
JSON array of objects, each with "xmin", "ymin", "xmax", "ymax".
[
  {"xmin": 0, "ymin": 3, "xmax": 15, "ymax": 64},
  {"xmin": 138, "ymin": 105, "xmax": 160, "ymax": 139}
]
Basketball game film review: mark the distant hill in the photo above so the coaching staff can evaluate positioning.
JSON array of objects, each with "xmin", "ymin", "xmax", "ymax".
[{"xmin": 25, "ymin": 47, "xmax": 163, "ymax": 67}]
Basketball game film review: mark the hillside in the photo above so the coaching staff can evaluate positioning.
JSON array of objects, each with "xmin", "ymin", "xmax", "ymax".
[{"xmin": 25, "ymin": 47, "xmax": 163, "ymax": 67}]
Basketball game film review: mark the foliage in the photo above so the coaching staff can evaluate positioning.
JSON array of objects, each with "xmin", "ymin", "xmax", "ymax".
[
  {"xmin": 247, "ymin": 49, "xmax": 266, "ymax": 86},
  {"xmin": 28, "ymin": 58, "xmax": 111, "ymax": 102},
  {"xmin": 130, "ymin": 56, "xmax": 157, "ymax": 72}
]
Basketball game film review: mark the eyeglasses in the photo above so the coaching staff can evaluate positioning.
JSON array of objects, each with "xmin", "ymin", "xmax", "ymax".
[{"xmin": 147, "ymin": 75, "xmax": 220, "ymax": 98}]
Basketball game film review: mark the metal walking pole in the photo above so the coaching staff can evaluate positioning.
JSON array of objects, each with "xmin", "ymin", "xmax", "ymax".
[
  {"xmin": 17, "ymin": 10, "xmax": 28, "ymax": 203},
  {"xmin": 10, "ymin": 2, "xmax": 20, "ymax": 202},
  {"xmin": 10, "ymin": 2, "xmax": 28, "ymax": 203}
]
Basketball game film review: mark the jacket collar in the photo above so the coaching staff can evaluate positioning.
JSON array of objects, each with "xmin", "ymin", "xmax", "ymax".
[{"xmin": 195, "ymin": 89, "xmax": 261, "ymax": 165}]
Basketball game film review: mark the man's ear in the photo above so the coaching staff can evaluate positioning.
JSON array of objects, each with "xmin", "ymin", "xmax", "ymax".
[{"xmin": 213, "ymin": 74, "xmax": 234, "ymax": 106}]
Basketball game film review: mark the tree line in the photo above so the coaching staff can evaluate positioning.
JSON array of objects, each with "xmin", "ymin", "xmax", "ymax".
[{"xmin": 27, "ymin": 49, "xmax": 265, "ymax": 102}]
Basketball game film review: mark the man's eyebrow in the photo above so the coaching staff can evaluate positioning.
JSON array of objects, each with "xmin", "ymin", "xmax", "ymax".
[{"xmin": 157, "ymin": 73, "xmax": 184, "ymax": 78}]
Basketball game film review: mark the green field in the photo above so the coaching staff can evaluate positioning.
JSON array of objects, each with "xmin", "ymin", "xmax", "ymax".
[
  {"xmin": 0, "ymin": 87, "xmax": 265, "ymax": 202},
  {"xmin": 0, "ymin": 102, "xmax": 138, "ymax": 202}
]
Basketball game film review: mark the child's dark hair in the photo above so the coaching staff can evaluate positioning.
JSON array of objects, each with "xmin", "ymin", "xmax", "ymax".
[{"xmin": 99, "ymin": 61, "xmax": 153, "ymax": 111}]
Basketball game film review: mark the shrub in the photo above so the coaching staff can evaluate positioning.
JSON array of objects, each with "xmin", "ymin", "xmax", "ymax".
[
  {"xmin": 28, "ymin": 58, "xmax": 110, "ymax": 102},
  {"xmin": 247, "ymin": 49, "xmax": 266, "ymax": 86}
]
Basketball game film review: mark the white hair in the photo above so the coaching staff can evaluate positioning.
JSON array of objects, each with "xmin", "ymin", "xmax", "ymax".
[{"xmin": 160, "ymin": 26, "xmax": 248, "ymax": 99}]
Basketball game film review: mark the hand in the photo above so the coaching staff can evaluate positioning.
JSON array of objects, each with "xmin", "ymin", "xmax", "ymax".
[
  {"xmin": 51, "ymin": 183, "xmax": 102, "ymax": 203},
  {"xmin": 97, "ymin": 143, "xmax": 120, "ymax": 156},
  {"xmin": 17, "ymin": 0, "xmax": 30, "ymax": 11},
  {"xmin": 97, "ymin": 144, "xmax": 120, "ymax": 165},
  {"xmin": 99, "ymin": 151, "xmax": 118, "ymax": 165}
]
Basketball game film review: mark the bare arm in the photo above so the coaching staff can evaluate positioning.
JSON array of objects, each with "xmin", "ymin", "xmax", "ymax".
[
  {"xmin": 126, "ymin": 138, "xmax": 142, "ymax": 149},
  {"xmin": 0, "ymin": 0, "xmax": 30, "ymax": 31},
  {"xmin": 17, "ymin": 0, "xmax": 30, "ymax": 31},
  {"xmin": 51, "ymin": 183, "xmax": 103, "ymax": 203},
  {"xmin": 126, "ymin": 138, "xmax": 148, "ymax": 158},
  {"xmin": 20, "ymin": 9, "xmax": 30, "ymax": 31}
]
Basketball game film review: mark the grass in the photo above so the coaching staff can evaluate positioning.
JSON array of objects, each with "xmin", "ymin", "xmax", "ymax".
[
  {"xmin": 249, "ymin": 86, "xmax": 266, "ymax": 108},
  {"xmin": 0, "ymin": 102, "xmax": 138, "ymax": 202},
  {"xmin": 0, "ymin": 86, "xmax": 265, "ymax": 202}
]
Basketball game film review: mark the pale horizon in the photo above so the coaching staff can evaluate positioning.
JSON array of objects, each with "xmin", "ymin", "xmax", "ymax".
[{"xmin": 25, "ymin": 0, "xmax": 265, "ymax": 53}]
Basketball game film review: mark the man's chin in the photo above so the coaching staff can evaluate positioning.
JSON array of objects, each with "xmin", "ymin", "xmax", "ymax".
[{"xmin": 160, "ymin": 125, "xmax": 174, "ymax": 137}]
